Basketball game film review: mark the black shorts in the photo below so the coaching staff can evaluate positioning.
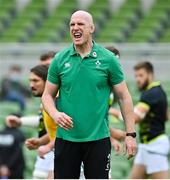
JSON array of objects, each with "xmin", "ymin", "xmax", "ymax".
[{"xmin": 54, "ymin": 137, "xmax": 111, "ymax": 179}]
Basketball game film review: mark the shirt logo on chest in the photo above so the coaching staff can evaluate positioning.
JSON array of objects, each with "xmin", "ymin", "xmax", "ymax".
[{"xmin": 64, "ymin": 62, "xmax": 71, "ymax": 68}]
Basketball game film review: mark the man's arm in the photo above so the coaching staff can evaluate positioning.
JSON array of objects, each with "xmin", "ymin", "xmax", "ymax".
[
  {"xmin": 133, "ymin": 102, "xmax": 150, "ymax": 123},
  {"xmin": 38, "ymin": 140, "xmax": 55, "ymax": 159},
  {"xmin": 6, "ymin": 115, "xmax": 39, "ymax": 128},
  {"xmin": 25, "ymin": 134, "xmax": 50, "ymax": 150},
  {"xmin": 42, "ymin": 81, "xmax": 73, "ymax": 130},
  {"xmin": 109, "ymin": 108, "xmax": 122, "ymax": 120},
  {"xmin": 109, "ymin": 104, "xmax": 149, "ymax": 124},
  {"xmin": 113, "ymin": 81, "xmax": 135, "ymax": 133},
  {"xmin": 113, "ymin": 81, "xmax": 137, "ymax": 159},
  {"xmin": 110, "ymin": 127, "xmax": 125, "ymax": 140}
]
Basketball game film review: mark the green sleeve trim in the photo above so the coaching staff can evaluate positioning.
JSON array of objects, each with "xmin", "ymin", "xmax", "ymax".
[
  {"xmin": 144, "ymin": 134, "xmax": 166, "ymax": 144},
  {"xmin": 137, "ymin": 102, "xmax": 150, "ymax": 111}
]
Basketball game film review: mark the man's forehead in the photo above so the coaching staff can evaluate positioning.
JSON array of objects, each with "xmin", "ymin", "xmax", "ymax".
[
  {"xmin": 29, "ymin": 72, "xmax": 41, "ymax": 79},
  {"xmin": 70, "ymin": 16, "xmax": 87, "ymax": 23},
  {"xmin": 135, "ymin": 68, "xmax": 148, "ymax": 74},
  {"xmin": 70, "ymin": 11, "xmax": 93, "ymax": 24}
]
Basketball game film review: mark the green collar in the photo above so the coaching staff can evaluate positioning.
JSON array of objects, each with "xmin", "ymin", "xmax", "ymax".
[
  {"xmin": 69, "ymin": 41, "xmax": 98, "ymax": 59},
  {"xmin": 146, "ymin": 81, "xmax": 160, "ymax": 90},
  {"xmin": 69, "ymin": 44, "xmax": 77, "ymax": 56}
]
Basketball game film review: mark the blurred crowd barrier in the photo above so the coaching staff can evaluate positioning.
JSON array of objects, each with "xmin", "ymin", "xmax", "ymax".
[{"xmin": 0, "ymin": 43, "xmax": 170, "ymax": 81}]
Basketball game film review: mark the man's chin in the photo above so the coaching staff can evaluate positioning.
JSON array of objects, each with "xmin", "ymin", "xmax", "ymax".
[
  {"xmin": 138, "ymin": 85, "xmax": 147, "ymax": 91},
  {"xmin": 73, "ymin": 39, "xmax": 83, "ymax": 46}
]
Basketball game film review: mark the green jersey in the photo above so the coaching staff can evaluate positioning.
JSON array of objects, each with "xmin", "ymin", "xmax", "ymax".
[{"xmin": 48, "ymin": 42, "xmax": 124, "ymax": 142}]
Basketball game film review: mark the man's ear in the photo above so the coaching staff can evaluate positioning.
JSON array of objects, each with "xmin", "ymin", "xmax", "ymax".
[{"xmin": 90, "ymin": 24, "xmax": 95, "ymax": 34}]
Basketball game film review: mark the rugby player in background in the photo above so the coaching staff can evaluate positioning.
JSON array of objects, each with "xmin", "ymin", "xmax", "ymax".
[
  {"xmin": 6, "ymin": 65, "xmax": 52, "ymax": 179},
  {"xmin": 6, "ymin": 51, "xmax": 55, "ymax": 179},
  {"xmin": 39, "ymin": 51, "xmax": 56, "ymax": 66},
  {"xmin": 109, "ymin": 61, "xmax": 169, "ymax": 179}
]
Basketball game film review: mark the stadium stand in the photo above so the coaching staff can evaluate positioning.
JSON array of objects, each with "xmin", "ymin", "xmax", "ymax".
[
  {"xmin": 96, "ymin": 0, "xmax": 142, "ymax": 42},
  {"xmin": 29, "ymin": 0, "xmax": 78, "ymax": 42},
  {"xmin": 160, "ymin": 25, "xmax": 170, "ymax": 42},
  {"xmin": 127, "ymin": 0, "xmax": 170, "ymax": 42},
  {"xmin": 0, "ymin": 0, "xmax": 17, "ymax": 36},
  {"xmin": 0, "ymin": 0, "xmax": 47, "ymax": 42},
  {"xmin": 0, "ymin": 0, "xmax": 170, "ymax": 42}
]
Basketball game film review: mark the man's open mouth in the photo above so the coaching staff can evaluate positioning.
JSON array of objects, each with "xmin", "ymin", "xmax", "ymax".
[{"xmin": 73, "ymin": 32, "xmax": 82, "ymax": 39}]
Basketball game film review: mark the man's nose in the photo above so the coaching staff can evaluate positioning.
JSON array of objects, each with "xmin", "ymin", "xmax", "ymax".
[
  {"xmin": 29, "ymin": 83, "xmax": 34, "ymax": 88},
  {"xmin": 73, "ymin": 24, "xmax": 79, "ymax": 30}
]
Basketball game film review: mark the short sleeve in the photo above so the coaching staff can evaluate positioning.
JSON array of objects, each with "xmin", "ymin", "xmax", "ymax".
[
  {"xmin": 108, "ymin": 55, "xmax": 124, "ymax": 85},
  {"xmin": 43, "ymin": 110, "xmax": 57, "ymax": 141},
  {"xmin": 140, "ymin": 91, "xmax": 155, "ymax": 107},
  {"xmin": 47, "ymin": 55, "xmax": 60, "ymax": 85}
]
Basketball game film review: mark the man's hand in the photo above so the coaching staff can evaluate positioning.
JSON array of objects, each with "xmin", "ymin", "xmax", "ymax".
[
  {"xmin": 5, "ymin": 115, "xmax": 21, "ymax": 128},
  {"xmin": 38, "ymin": 145, "xmax": 51, "ymax": 159},
  {"xmin": 54, "ymin": 112, "xmax": 73, "ymax": 130},
  {"xmin": 124, "ymin": 136, "xmax": 137, "ymax": 159},
  {"xmin": 110, "ymin": 137, "xmax": 122, "ymax": 154},
  {"xmin": 25, "ymin": 137, "xmax": 40, "ymax": 150},
  {"xmin": 0, "ymin": 165, "xmax": 10, "ymax": 177}
]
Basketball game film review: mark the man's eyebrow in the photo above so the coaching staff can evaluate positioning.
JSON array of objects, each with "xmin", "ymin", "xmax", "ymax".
[{"xmin": 77, "ymin": 22, "xmax": 85, "ymax": 25}]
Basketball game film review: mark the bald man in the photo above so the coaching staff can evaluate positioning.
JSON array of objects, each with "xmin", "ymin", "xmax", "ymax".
[{"xmin": 42, "ymin": 10, "xmax": 137, "ymax": 179}]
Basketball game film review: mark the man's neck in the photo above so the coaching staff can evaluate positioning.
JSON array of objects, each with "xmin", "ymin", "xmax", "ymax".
[{"xmin": 75, "ymin": 41, "xmax": 93, "ymax": 58}]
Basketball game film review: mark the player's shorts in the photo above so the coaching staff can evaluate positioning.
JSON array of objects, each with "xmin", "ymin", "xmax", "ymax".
[
  {"xmin": 134, "ymin": 134, "xmax": 170, "ymax": 174},
  {"xmin": 34, "ymin": 150, "xmax": 54, "ymax": 172},
  {"xmin": 54, "ymin": 137, "xmax": 111, "ymax": 179}
]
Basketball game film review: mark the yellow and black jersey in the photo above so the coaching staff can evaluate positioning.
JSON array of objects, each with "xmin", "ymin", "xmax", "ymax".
[
  {"xmin": 38, "ymin": 111, "xmax": 47, "ymax": 138},
  {"xmin": 139, "ymin": 82, "xmax": 168, "ymax": 143},
  {"xmin": 43, "ymin": 110, "xmax": 57, "ymax": 141}
]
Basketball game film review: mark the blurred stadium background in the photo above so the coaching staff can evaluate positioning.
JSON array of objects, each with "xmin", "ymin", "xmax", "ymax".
[{"xmin": 0, "ymin": 0, "xmax": 170, "ymax": 178}]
